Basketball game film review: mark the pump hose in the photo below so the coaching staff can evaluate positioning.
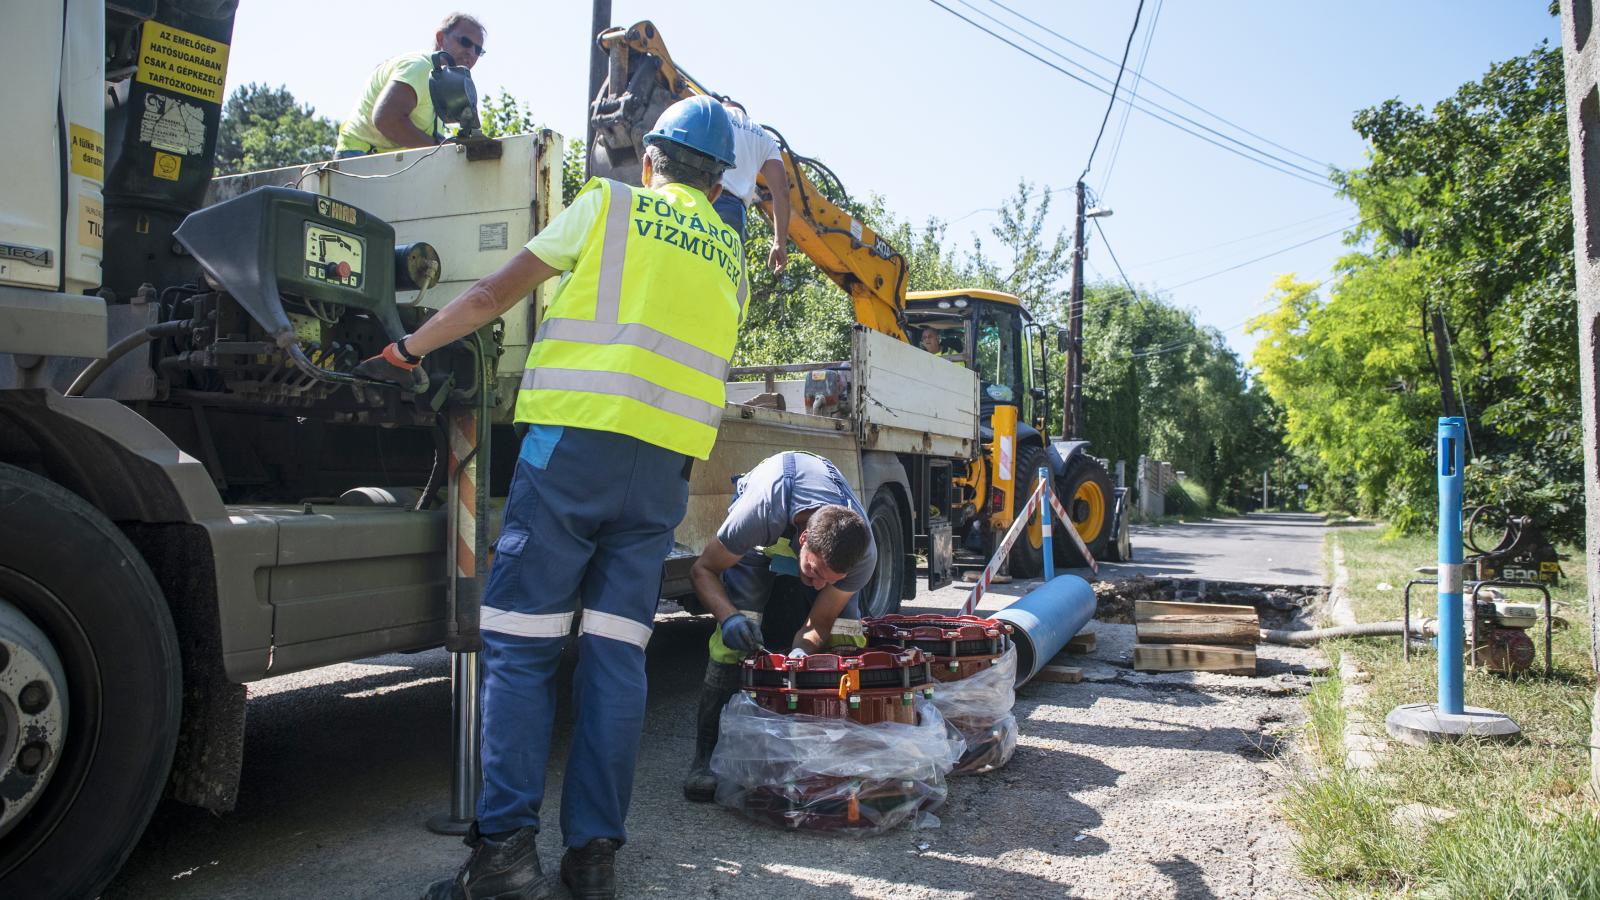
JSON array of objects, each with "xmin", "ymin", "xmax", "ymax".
[
  {"xmin": 1258, "ymin": 620, "xmax": 1438, "ymax": 646},
  {"xmin": 65, "ymin": 320, "xmax": 191, "ymax": 397}
]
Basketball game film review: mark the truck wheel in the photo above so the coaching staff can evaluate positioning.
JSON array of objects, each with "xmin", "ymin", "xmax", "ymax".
[
  {"xmin": 1053, "ymin": 455, "xmax": 1115, "ymax": 567},
  {"xmin": 858, "ymin": 489, "xmax": 906, "ymax": 619},
  {"xmin": 1007, "ymin": 444, "xmax": 1048, "ymax": 578},
  {"xmin": 0, "ymin": 464, "xmax": 181, "ymax": 900}
]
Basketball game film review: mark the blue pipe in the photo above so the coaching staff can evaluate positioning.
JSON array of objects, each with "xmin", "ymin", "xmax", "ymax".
[
  {"xmin": 993, "ymin": 574, "xmax": 1096, "ymax": 685},
  {"xmin": 1437, "ymin": 416, "xmax": 1465, "ymax": 715},
  {"xmin": 1040, "ymin": 466, "xmax": 1056, "ymax": 581}
]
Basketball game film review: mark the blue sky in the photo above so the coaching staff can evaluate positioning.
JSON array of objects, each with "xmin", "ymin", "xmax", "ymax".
[{"xmin": 224, "ymin": 1, "xmax": 1562, "ymax": 361}]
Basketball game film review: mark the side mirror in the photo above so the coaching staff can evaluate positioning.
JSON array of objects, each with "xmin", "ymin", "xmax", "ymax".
[
  {"xmin": 1029, "ymin": 386, "xmax": 1046, "ymax": 401},
  {"xmin": 1056, "ymin": 327, "xmax": 1069, "ymax": 353}
]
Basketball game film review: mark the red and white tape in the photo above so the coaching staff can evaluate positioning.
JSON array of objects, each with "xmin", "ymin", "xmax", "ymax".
[
  {"xmin": 957, "ymin": 479, "xmax": 1048, "ymax": 616},
  {"xmin": 956, "ymin": 475, "xmax": 1101, "ymax": 617},
  {"xmin": 1049, "ymin": 488, "xmax": 1098, "ymax": 575}
]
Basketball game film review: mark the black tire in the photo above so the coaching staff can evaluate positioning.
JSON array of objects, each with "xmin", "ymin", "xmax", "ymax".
[
  {"xmin": 0, "ymin": 464, "xmax": 181, "ymax": 899},
  {"xmin": 1007, "ymin": 444, "xmax": 1049, "ymax": 578},
  {"xmin": 1053, "ymin": 455, "xmax": 1115, "ymax": 568},
  {"xmin": 858, "ymin": 488, "xmax": 907, "ymax": 619}
]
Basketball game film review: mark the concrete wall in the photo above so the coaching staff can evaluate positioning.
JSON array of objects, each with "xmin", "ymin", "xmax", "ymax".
[
  {"xmin": 1557, "ymin": 0, "xmax": 1600, "ymax": 796},
  {"xmin": 1134, "ymin": 456, "xmax": 1178, "ymax": 520}
]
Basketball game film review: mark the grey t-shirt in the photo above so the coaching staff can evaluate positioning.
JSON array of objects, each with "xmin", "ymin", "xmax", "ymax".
[{"xmin": 716, "ymin": 452, "xmax": 878, "ymax": 594}]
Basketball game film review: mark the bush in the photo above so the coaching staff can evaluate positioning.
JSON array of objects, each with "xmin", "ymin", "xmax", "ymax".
[{"xmin": 1164, "ymin": 480, "xmax": 1210, "ymax": 516}]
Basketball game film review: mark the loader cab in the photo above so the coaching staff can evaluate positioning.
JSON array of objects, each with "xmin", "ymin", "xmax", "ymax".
[{"xmin": 905, "ymin": 289, "xmax": 1050, "ymax": 433}]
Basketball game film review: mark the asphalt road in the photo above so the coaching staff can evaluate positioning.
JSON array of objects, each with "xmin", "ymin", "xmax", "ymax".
[
  {"xmin": 1090, "ymin": 513, "xmax": 1328, "ymax": 586},
  {"xmin": 106, "ymin": 514, "xmax": 1327, "ymax": 899}
]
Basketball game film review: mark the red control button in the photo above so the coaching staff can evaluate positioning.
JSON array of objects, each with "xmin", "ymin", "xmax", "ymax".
[{"xmin": 325, "ymin": 261, "xmax": 351, "ymax": 280}]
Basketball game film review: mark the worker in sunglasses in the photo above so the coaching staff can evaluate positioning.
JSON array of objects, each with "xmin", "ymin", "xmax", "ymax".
[{"xmin": 335, "ymin": 12, "xmax": 487, "ymax": 158}]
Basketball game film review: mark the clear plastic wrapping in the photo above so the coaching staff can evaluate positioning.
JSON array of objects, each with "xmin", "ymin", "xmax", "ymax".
[
  {"xmin": 932, "ymin": 646, "xmax": 1019, "ymax": 775},
  {"xmin": 710, "ymin": 694, "xmax": 964, "ymax": 834}
]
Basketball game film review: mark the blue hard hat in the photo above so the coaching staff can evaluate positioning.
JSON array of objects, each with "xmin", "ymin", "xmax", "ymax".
[{"xmin": 642, "ymin": 95, "xmax": 737, "ymax": 169}]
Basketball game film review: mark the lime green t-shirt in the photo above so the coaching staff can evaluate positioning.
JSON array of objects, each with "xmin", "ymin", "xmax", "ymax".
[{"xmin": 335, "ymin": 52, "xmax": 439, "ymax": 154}]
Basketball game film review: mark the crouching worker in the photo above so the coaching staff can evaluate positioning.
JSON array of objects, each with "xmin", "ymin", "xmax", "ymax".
[{"xmin": 681, "ymin": 451, "xmax": 877, "ymax": 802}]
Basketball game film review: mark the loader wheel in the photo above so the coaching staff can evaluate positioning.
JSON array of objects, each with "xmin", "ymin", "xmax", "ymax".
[
  {"xmin": 858, "ymin": 489, "xmax": 907, "ymax": 619},
  {"xmin": 0, "ymin": 464, "xmax": 181, "ymax": 900},
  {"xmin": 1007, "ymin": 444, "xmax": 1048, "ymax": 578},
  {"xmin": 1053, "ymin": 455, "xmax": 1114, "ymax": 568}
]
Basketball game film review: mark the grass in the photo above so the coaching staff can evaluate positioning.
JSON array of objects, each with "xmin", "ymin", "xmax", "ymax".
[{"xmin": 1284, "ymin": 527, "xmax": 1600, "ymax": 897}]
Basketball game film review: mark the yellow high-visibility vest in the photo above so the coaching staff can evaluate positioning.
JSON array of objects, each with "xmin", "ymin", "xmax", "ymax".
[{"xmin": 516, "ymin": 178, "xmax": 746, "ymax": 459}]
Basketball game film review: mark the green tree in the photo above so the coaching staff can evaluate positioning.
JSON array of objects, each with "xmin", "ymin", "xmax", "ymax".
[
  {"xmin": 476, "ymin": 90, "xmax": 584, "ymax": 205},
  {"xmin": 1253, "ymin": 41, "xmax": 1581, "ymax": 537},
  {"xmin": 214, "ymin": 83, "xmax": 337, "ymax": 175}
]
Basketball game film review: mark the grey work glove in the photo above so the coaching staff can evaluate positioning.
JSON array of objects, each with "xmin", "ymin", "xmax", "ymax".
[{"xmin": 719, "ymin": 613, "xmax": 763, "ymax": 655}]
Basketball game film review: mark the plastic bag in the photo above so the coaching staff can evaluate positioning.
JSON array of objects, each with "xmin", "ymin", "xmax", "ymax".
[
  {"xmin": 710, "ymin": 694, "xmax": 964, "ymax": 835},
  {"xmin": 931, "ymin": 646, "xmax": 1018, "ymax": 775}
]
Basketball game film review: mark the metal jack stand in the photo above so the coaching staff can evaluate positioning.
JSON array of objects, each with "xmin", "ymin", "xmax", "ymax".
[
  {"xmin": 1386, "ymin": 418, "xmax": 1521, "ymax": 747},
  {"xmin": 428, "ymin": 402, "xmax": 488, "ymax": 835}
]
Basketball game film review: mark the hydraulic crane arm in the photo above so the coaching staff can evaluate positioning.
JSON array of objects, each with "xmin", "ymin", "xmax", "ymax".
[{"xmin": 588, "ymin": 21, "xmax": 908, "ymax": 340}]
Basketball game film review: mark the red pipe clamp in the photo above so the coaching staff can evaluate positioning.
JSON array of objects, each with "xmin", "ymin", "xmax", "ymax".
[
  {"xmin": 865, "ymin": 614, "xmax": 1018, "ymax": 775},
  {"xmin": 863, "ymin": 614, "xmax": 1013, "ymax": 681},
  {"xmin": 740, "ymin": 647, "xmax": 934, "ymax": 725}
]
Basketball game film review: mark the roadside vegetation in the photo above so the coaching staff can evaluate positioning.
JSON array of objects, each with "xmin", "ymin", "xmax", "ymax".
[
  {"xmin": 1285, "ymin": 527, "xmax": 1598, "ymax": 897},
  {"xmin": 1250, "ymin": 39, "xmax": 1582, "ymax": 544}
]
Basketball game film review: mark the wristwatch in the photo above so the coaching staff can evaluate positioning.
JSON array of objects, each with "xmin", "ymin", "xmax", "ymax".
[{"xmin": 395, "ymin": 335, "xmax": 423, "ymax": 364}]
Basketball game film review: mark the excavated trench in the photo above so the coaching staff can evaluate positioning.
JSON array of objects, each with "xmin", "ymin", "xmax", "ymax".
[{"xmin": 1088, "ymin": 575, "xmax": 1328, "ymax": 631}]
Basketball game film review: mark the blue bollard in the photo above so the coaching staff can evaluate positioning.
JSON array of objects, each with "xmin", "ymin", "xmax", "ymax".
[
  {"xmin": 1384, "ymin": 416, "xmax": 1518, "ymax": 745},
  {"xmin": 1040, "ymin": 466, "xmax": 1056, "ymax": 582},
  {"xmin": 1437, "ymin": 417, "xmax": 1465, "ymax": 716}
]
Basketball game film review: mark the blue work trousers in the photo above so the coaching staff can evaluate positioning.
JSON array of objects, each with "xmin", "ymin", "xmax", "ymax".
[
  {"xmin": 475, "ymin": 425, "xmax": 691, "ymax": 848},
  {"xmin": 711, "ymin": 191, "xmax": 748, "ymax": 241}
]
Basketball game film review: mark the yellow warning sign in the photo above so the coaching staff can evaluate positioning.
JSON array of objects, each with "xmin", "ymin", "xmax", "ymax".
[
  {"xmin": 135, "ymin": 22, "xmax": 230, "ymax": 105},
  {"xmin": 154, "ymin": 151, "xmax": 182, "ymax": 181},
  {"xmin": 69, "ymin": 125, "xmax": 104, "ymax": 181},
  {"xmin": 78, "ymin": 196, "xmax": 104, "ymax": 250}
]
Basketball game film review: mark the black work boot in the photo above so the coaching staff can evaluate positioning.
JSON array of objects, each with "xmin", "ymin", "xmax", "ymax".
[
  {"xmin": 681, "ymin": 660, "xmax": 742, "ymax": 802},
  {"xmin": 420, "ymin": 824, "xmax": 552, "ymax": 900},
  {"xmin": 560, "ymin": 838, "xmax": 618, "ymax": 900}
]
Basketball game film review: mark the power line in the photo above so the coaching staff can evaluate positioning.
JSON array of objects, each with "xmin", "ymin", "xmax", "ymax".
[
  {"xmin": 1114, "ymin": 275, "xmax": 1340, "ymax": 360},
  {"xmin": 1133, "ymin": 208, "xmax": 1354, "ymax": 268},
  {"xmin": 1091, "ymin": 216, "xmax": 1149, "ymax": 312},
  {"xmin": 1098, "ymin": 0, "xmax": 1162, "ymax": 196},
  {"xmin": 982, "ymin": 0, "xmax": 1328, "ymax": 170},
  {"xmin": 939, "ymin": 0, "xmax": 1334, "ymax": 188},
  {"xmin": 1080, "ymin": 0, "xmax": 1147, "ymax": 181},
  {"xmin": 1163, "ymin": 222, "xmax": 1356, "ymax": 290}
]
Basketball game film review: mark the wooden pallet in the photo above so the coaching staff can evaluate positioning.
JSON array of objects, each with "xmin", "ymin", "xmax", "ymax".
[
  {"xmin": 1133, "ymin": 643, "xmax": 1256, "ymax": 675},
  {"xmin": 1134, "ymin": 600, "xmax": 1259, "ymax": 645},
  {"xmin": 1133, "ymin": 601, "xmax": 1259, "ymax": 674}
]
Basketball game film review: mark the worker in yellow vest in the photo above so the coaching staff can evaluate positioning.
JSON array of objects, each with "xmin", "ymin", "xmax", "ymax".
[{"xmin": 356, "ymin": 96, "xmax": 744, "ymax": 900}]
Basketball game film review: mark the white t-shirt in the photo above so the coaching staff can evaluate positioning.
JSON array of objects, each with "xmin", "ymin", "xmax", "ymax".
[{"xmin": 719, "ymin": 105, "xmax": 783, "ymax": 205}]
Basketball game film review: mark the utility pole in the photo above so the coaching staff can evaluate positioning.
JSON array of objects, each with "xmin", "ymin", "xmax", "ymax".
[
  {"xmin": 1430, "ymin": 308, "xmax": 1459, "ymax": 419},
  {"xmin": 1262, "ymin": 470, "xmax": 1269, "ymax": 510},
  {"xmin": 585, "ymin": 0, "xmax": 612, "ymax": 179},
  {"xmin": 1064, "ymin": 180, "xmax": 1087, "ymax": 440}
]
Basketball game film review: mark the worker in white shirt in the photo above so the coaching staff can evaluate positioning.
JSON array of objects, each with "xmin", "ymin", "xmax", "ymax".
[{"xmin": 712, "ymin": 99, "xmax": 791, "ymax": 274}]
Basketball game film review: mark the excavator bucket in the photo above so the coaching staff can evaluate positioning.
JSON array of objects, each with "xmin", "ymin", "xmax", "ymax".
[{"xmin": 588, "ymin": 21, "xmax": 693, "ymax": 185}]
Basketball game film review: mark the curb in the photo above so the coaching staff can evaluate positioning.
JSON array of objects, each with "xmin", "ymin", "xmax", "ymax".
[{"xmin": 1328, "ymin": 535, "xmax": 1388, "ymax": 771}]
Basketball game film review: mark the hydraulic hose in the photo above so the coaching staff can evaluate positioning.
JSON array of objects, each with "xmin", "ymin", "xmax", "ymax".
[
  {"xmin": 65, "ymin": 320, "xmax": 190, "ymax": 397},
  {"xmin": 1258, "ymin": 620, "xmax": 1438, "ymax": 646}
]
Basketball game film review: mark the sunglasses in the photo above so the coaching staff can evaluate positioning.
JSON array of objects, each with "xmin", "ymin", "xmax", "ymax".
[{"xmin": 453, "ymin": 33, "xmax": 486, "ymax": 56}]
